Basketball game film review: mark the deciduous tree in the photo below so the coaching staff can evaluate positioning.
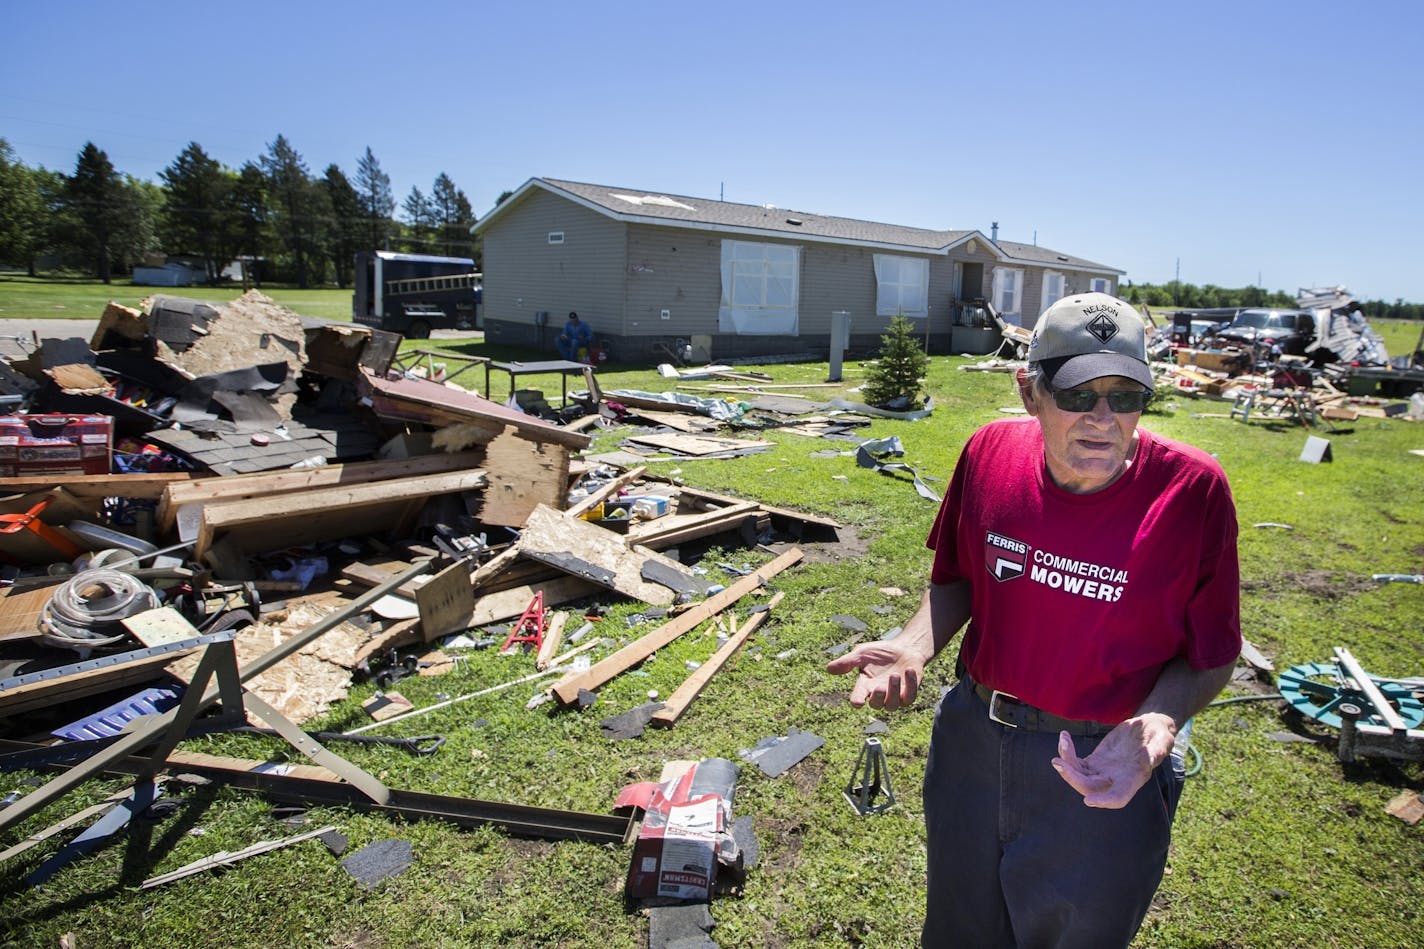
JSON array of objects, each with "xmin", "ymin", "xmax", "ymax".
[{"xmin": 0, "ymin": 139, "xmax": 48, "ymax": 274}]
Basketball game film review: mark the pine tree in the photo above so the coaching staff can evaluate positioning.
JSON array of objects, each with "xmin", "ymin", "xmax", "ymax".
[{"xmin": 862, "ymin": 315, "xmax": 930, "ymax": 409}]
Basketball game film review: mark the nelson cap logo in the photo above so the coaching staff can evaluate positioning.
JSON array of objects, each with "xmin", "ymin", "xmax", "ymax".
[{"xmin": 1083, "ymin": 304, "xmax": 1121, "ymax": 344}]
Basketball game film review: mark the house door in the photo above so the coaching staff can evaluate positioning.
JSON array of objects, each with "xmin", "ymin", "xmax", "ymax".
[{"xmin": 960, "ymin": 263, "xmax": 983, "ymax": 303}]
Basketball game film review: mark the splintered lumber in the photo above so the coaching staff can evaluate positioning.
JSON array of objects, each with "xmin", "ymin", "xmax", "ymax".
[
  {"xmin": 650, "ymin": 591, "xmax": 784, "ymax": 727},
  {"xmin": 551, "ymin": 547, "xmax": 802, "ymax": 705},
  {"xmin": 626, "ymin": 501, "xmax": 761, "ymax": 547},
  {"xmin": 158, "ymin": 450, "xmax": 484, "ymax": 533},
  {"xmin": 535, "ymin": 612, "xmax": 570, "ymax": 670},
  {"xmin": 518, "ymin": 504, "xmax": 694, "ymax": 606},
  {"xmin": 192, "ymin": 469, "xmax": 488, "ymax": 559},
  {"xmin": 478, "ymin": 431, "xmax": 572, "ymax": 528}
]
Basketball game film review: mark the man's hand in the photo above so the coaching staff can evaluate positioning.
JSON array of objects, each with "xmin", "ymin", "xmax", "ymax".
[
  {"xmin": 1050, "ymin": 713, "xmax": 1178, "ymax": 808},
  {"xmin": 825, "ymin": 641, "xmax": 926, "ymax": 710}
]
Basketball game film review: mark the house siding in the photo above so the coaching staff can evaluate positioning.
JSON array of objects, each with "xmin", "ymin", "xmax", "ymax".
[
  {"xmin": 481, "ymin": 189, "xmax": 627, "ymax": 351},
  {"xmin": 623, "ymin": 225, "xmax": 721, "ymax": 352},
  {"xmin": 476, "ymin": 181, "xmax": 1122, "ymax": 362}
]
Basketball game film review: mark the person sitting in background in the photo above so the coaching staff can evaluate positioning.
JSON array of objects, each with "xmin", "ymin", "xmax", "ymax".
[{"xmin": 557, "ymin": 311, "xmax": 593, "ymax": 361}]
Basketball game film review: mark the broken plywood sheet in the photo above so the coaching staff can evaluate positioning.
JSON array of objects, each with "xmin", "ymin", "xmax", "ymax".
[
  {"xmin": 150, "ymin": 291, "xmax": 306, "ymax": 384},
  {"xmin": 415, "ymin": 560, "xmax": 476, "ymax": 640},
  {"xmin": 165, "ymin": 602, "xmax": 367, "ymax": 725},
  {"xmin": 625, "ymin": 408, "xmax": 723, "ymax": 433},
  {"xmin": 357, "ymin": 367, "xmax": 591, "ymax": 451},
  {"xmin": 478, "ymin": 430, "xmax": 571, "ymax": 528},
  {"xmin": 469, "ymin": 575, "xmax": 600, "ymax": 627},
  {"xmin": 89, "ymin": 300, "xmax": 148, "ymax": 350},
  {"xmin": 623, "ymin": 432, "xmax": 773, "ymax": 457},
  {"xmin": 518, "ymin": 504, "xmax": 695, "ymax": 606}
]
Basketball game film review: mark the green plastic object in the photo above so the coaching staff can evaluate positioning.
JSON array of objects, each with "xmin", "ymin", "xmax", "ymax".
[{"xmin": 1277, "ymin": 661, "xmax": 1424, "ymax": 730}]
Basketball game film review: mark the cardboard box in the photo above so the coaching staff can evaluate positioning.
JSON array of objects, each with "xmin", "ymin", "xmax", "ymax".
[
  {"xmin": 621, "ymin": 758, "xmax": 740, "ymax": 902},
  {"xmin": 626, "ymin": 794, "xmax": 723, "ymax": 900},
  {"xmin": 0, "ymin": 414, "xmax": 113, "ymax": 478}
]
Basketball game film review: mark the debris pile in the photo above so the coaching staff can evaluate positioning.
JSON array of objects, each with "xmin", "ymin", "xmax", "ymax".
[{"xmin": 0, "ymin": 293, "xmax": 847, "ymax": 929}]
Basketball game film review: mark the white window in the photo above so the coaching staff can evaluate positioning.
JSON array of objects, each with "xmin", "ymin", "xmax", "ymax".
[
  {"xmin": 547, "ymin": 231, "xmax": 564, "ymax": 245},
  {"xmin": 992, "ymin": 267, "xmax": 1024, "ymax": 324},
  {"xmin": 1041, "ymin": 271, "xmax": 1065, "ymax": 313},
  {"xmin": 1090, "ymin": 276, "xmax": 1112, "ymax": 294},
  {"xmin": 719, "ymin": 240, "xmax": 801, "ymax": 334},
  {"xmin": 873, "ymin": 254, "xmax": 929, "ymax": 318}
]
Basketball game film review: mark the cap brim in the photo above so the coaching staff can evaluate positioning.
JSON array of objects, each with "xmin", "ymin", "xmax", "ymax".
[{"xmin": 1043, "ymin": 353, "xmax": 1154, "ymax": 390}]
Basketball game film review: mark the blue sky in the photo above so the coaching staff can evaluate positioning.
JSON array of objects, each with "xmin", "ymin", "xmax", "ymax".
[{"xmin": 4, "ymin": 0, "xmax": 1422, "ymax": 301}]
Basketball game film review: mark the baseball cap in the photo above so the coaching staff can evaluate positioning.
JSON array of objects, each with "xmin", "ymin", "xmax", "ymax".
[{"xmin": 1027, "ymin": 292, "xmax": 1154, "ymax": 390}]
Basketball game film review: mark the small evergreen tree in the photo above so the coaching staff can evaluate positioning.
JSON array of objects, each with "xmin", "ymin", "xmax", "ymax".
[{"xmin": 862, "ymin": 315, "xmax": 930, "ymax": 409}]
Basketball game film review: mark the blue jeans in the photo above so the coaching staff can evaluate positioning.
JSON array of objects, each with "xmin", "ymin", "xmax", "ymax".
[{"xmin": 921, "ymin": 681, "xmax": 1184, "ymax": 949}]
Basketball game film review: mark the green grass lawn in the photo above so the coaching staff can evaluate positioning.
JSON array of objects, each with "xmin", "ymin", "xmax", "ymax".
[
  {"xmin": 0, "ymin": 291, "xmax": 1420, "ymax": 948},
  {"xmin": 0, "ymin": 274, "xmax": 355, "ymax": 323}
]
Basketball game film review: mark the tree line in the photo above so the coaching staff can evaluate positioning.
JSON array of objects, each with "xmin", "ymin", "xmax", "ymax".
[
  {"xmin": 0, "ymin": 136, "xmax": 491, "ymax": 288},
  {"xmin": 1119, "ymin": 280, "xmax": 1423, "ymax": 321}
]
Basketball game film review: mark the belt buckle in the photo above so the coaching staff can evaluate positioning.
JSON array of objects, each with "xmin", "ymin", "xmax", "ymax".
[{"xmin": 986, "ymin": 690, "xmax": 1020, "ymax": 728}]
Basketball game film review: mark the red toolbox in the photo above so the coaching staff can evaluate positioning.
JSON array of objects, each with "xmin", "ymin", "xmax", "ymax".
[{"xmin": 0, "ymin": 414, "xmax": 113, "ymax": 478}]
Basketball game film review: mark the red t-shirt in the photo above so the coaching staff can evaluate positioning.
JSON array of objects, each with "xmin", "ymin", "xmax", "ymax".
[{"xmin": 927, "ymin": 418, "xmax": 1241, "ymax": 723}]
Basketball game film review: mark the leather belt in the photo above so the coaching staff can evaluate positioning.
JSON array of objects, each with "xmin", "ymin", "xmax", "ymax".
[{"xmin": 961, "ymin": 671, "xmax": 1115, "ymax": 737}]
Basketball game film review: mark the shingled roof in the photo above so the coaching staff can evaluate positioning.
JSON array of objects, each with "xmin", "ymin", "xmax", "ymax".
[{"xmin": 477, "ymin": 177, "xmax": 1121, "ymax": 273}]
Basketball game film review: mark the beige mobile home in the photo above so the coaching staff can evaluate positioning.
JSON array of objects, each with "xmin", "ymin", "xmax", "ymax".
[{"xmin": 472, "ymin": 178, "xmax": 1124, "ymax": 363}]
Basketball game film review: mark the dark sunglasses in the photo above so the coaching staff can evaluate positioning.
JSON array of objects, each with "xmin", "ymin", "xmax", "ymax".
[{"xmin": 1047, "ymin": 385, "xmax": 1153, "ymax": 414}]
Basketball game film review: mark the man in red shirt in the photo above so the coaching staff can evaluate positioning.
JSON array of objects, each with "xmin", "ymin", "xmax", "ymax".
[{"xmin": 829, "ymin": 292, "xmax": 1241, "ymax": 948}]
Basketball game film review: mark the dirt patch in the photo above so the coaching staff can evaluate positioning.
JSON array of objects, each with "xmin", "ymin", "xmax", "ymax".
[
  {"xmin": 487, "ymin": 838, "xmax": 556, "ymax": 890},
  {"xmin": 763, "ymin": 524, "xmax": 871, "ymax": 566},
  {"xmin": 1242, "ymin": 570, "xmax": 1378, "ymax": 599}
]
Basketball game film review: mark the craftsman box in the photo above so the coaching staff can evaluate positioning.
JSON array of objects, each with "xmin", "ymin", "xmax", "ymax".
[
  {"xmin": 0, "ymin": 414, "xmax": 113, "ymax": 478},
  {"xmin": 621, "ymin": 758, "xmax": 741, "ymax": 901}
]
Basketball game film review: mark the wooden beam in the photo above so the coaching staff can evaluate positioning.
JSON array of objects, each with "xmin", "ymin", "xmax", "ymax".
[
  {"xmin": 0, "ymin": 471, "xmax": 194, "ymax": 502},
  {"xmin": 535, "ymin": 612, "xmax": 569, "ymax": 670},
  {"xmin": 158, "ymin": 450, "xmax": 485, "ymax": 532},
  {"xmin": 550, "ymin": 547, "xmax": 802, "ymax": 705},
  {"xmin": 649, "ymin": 591, "xmax": 783, "ymax": 727},
  {"xmin": 193, "ymin": 469, "xmax": 487, "ymax": 559}
]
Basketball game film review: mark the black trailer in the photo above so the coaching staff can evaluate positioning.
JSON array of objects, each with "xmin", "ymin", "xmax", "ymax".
[{"xmin": 352, "ymin": 251, "xmax": 481, "ymax": 338}]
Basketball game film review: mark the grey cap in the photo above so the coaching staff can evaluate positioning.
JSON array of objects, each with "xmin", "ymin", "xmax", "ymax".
[{"xmin": 1027, "ymin": 292, "xmax": 1153, "ymax": 390}]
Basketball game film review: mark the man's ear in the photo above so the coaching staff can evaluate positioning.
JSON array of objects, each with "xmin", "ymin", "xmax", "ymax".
[{"xmin": 1015, "ymin": 369, "xmax": 1039, "ymax": 416}]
